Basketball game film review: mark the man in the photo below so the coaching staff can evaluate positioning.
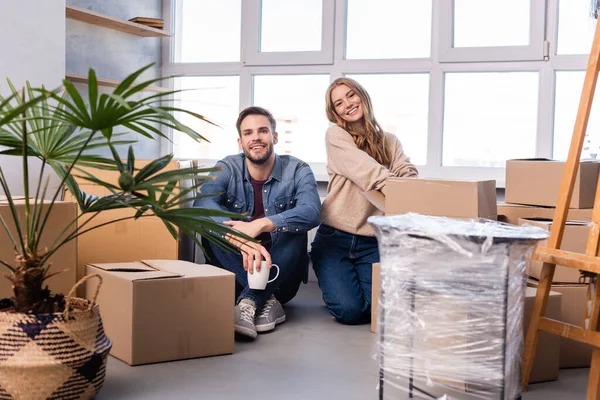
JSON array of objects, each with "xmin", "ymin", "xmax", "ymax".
[{"xmin": 195, "ymin": 106, "xmax": 321, "ymax": 340}]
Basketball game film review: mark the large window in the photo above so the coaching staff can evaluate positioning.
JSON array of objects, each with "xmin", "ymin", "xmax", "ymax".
[
  {"xmin": 556, "ymin": 0, "xmax": 596, "ymax": 55},
  {"xmin": 345, "ymin": 0, "xmax": 432, "ymax": 59},
  {"xmin": 165, "ymin": 0, "xmax": 600, "ymax": 186},
  {"xmin": 553, "ymin": 71, "xmax": 600, "ymax": 159},
  {"xmin": 174, "ymin": 0, "xmax": 241, "ymax": 63},
  {"xmin": 173, "ymin": 76, "xmax": 240, "ymax": 160},
  {"xmin": 443, "ymin": 72, "xmax": 539, "ymax": 167},
  {"xmin": 253, "ymin": 74, "xmax": 331, "ymax": 162},
  {"xmin": 346, "ymin": 74, "xmax": 430, "ymax": 165}
]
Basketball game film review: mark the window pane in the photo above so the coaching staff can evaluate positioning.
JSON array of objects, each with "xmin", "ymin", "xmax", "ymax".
[
  {"xmin": 557, "ymin": 0, "xmax": 597, "ymax": 55},
  {"xmin": 260, "ymin": 0, "xmax": 322, "ymax": 52},
  {"xmin": 175, "ymin": 0, "xmax": 241, "ymax": 62},
  {"xmin": 553, "ymin": 71, "xmax": 600, "ymax": 160},
  {"xmin": 443, "ymin": 72, "xmax": 539, "ymax": 167},
  {"xmin": 174, "ymin": 76, "xmax": 240, "ymax": 159},
  {"xmin": 253, "ymin": 75, "xmax": 330, "ymax": 163},
  {"xmin": 346, "ymin": 74, "xmax": 429, "ymax": 165},
  {"xmin": 454, "ymin": 0, "xmax": 530, "ymax": 47},
  {"xmin": 346, "ymin": 0, "xmax": 432, "ymax": 59}
]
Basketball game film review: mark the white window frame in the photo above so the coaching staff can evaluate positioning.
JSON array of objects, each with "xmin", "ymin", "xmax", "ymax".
[
  {"xmin": 438, "ymin": 0, "xmax": 547, "ymax": 62},
  {"xmin": 162, "ymin": 0, "xmax": 597, "ymax": 188},
  {"xmin": 242, "ymin": 0, "xmax": 335, "ymax": 66}
]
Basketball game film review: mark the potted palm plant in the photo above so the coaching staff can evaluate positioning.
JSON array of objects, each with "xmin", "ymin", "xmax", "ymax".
[{"xmin": 0, "ymin": 64, "xmax": 243, "ymax": 399}]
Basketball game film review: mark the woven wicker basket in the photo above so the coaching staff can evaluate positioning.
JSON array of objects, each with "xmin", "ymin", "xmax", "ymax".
[{"xmin": 0, "ymin": 275, "xmax": 112, "ymax": 400}]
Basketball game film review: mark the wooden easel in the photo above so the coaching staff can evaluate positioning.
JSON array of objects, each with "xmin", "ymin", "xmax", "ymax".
[{"xmin": 521, "ymin": 16, "xmax": 600, "ymax": 400}]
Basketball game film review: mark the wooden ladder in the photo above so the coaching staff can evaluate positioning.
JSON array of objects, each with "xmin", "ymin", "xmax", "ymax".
[{"xmin": 521, "ymin": 16, "xmax": 600, "ymax": 399}]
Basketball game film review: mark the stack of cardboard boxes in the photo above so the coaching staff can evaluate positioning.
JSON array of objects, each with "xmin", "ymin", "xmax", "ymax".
[
  {"xmin": 502, "ymin": 158, "xmax": 600, "ymax": 373},
  {"xmin": 0, "ymin": 161, "xmax": 235, "ymax": 366}
]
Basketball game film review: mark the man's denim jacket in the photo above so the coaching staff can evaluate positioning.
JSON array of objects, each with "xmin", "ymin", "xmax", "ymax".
[{"xmin": 194, "ymin": 153, "xmax": 321, "ymax": 244}]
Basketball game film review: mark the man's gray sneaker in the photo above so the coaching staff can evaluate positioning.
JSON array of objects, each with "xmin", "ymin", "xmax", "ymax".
[
  {"xmin": 235, "ymin": 298, "xmax": 257, "ymax": 339},
  {"xmin": 255, "ymin": 295, "xmax": 286, "ymax": 333}
]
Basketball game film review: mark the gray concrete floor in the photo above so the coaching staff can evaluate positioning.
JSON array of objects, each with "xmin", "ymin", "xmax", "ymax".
[{"xmin": 97, "ymin": 282, "xmax": 589, "ymax": 400}]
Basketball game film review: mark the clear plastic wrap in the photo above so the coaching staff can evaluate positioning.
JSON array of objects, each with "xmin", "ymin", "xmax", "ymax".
[{"xmin": 368, "ymin": 214, "xmax": 550, "ymax": 400}]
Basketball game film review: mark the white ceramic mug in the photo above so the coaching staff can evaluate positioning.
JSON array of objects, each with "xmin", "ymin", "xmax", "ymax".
[{"xmin": 248, "ymin": 261, "xmax": 280, "ymax": 290}]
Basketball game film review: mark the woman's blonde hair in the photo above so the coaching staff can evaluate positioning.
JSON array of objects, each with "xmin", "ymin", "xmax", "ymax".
[{"xmin": 325, "ymin": 77, "xmax": 390, "ymax": 167}]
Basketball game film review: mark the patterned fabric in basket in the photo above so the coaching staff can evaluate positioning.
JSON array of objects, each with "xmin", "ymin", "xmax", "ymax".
[{"xmin": 0, "ymin": 299, "xmax": 112, "ymax": 400}]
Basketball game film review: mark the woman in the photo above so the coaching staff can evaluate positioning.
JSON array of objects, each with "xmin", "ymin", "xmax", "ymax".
[{"xmin": 311, "ymin": 77, "xmax": 418, "ymax": 325}]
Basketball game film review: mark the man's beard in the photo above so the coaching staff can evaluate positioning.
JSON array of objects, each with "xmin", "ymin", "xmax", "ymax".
[{"xmin": 243, "ymin": 142, "xmax": 273, "ymax": 165}]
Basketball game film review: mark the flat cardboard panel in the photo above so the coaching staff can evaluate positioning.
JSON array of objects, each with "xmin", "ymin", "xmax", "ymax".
[
  {"xmin": 371, "ymin": 262, "xmax": 380, "ymax": 333},
  {"xmin": 523, "ymin": 287, "xmax": 561, "ymax": 383},
  {"xmin": 86, "ymin": 260, "xmax": 235, "ymax": 365},
  {"xmin": 519, "ymin": 218, "xmax": 590, "ymax": 283},
  {"xmin": 498, "ymin": 203, "xmax": 593, "ymax": 225},
  {"xmin": 86, "ymin": 266, "xmax": 134, "ymax": 364},
  {"xmin": 0, "ymin": 201, "xmax": 77, "ymax": 299},
  {"xmin": 375, "ymin": 178, "xmax": 497, "ymax": 219},
  {"xmin": 132, "ymin": 274, "xmax": 234, "ymax": 365},
  {"xmin": 505, "ymin": 159, "xmax": 600, "ymax": 208},
  {"xmin": 528, "ymin": 280, "xmax": 592, "ymax": 369}
]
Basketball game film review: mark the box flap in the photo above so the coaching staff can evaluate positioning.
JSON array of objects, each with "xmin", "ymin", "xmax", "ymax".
[
  {"xmin": 519, "ymin": 218, "xmax": 590, "ymax": 227},
  {"xmin": 388, "ymin": 177, "xmax": 493, "ymax": 184},
  {"xmin": 361, "ymin": 190, "xmax": 385, "ymax": 212},
  {"xmin": 0, "ymin": 196, "xmax": 28, "ymax": 204},
  {"xmin": 497, "ymin": 202, "xmax": 553, "ymax": 210},
  {"xmin": 87, "ymin": 262, "xmax": 182, "ymax": 281},
  {"xmin": 142, "ymin": 260, "xmax": 236, "ymax": 278},
  {"xmin": 507, "ymin": 158, "xmax": 553, "ymax": 162}
]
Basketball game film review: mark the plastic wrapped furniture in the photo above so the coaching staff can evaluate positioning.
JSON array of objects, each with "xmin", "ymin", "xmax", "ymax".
[{"xmin": 368, "ymin": 214, "xmax": 549, "ymax": 400}]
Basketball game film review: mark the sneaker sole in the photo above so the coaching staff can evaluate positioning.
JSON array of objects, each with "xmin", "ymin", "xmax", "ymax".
[
  {"xmin": 235, "ymin": 325, "xmax": 258, "ymax": 339},
  {"xmin": 256, "ymin": 315, "xmax": 286, "ymax": 333}
]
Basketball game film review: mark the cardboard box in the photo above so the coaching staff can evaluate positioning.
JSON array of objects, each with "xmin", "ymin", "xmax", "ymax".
[
  {"xmin": 86, "ymin": 259, "xmax": 235, "ymax": 365},
  {"xmin": 64, "ymin": 160, "xmax": 181, "ymax": 294},
  {"xmin": 519, "ymin": 218, "xmax": 590, "ymax": 283},
  {"xmin": 363, "ymin": 178, "xmax": 497, "ymax": 219},
  {"xmin": 498, "ymin": 203, "xmax": 593, "ymax": 225},
  {"xmin": 372, "ymin": 264, "xmax": 560, "ymax": 385},
  {"xmin": 527, "ymin": 280, "xmax": 592, "ymax": 369},
  {"xmin": 505, "ymin": 159, "xmax": 600, "ymax": 208},
  {"xmin": 523, "ymin": 287, "xmax": 561, "ymax": 383},
  {"xmin": 0, "ymin": 199, "xmax": 77, "ymax": 299},
  {"xmin": 371, "ymin": 262, "xmax": 380, "ymax": 334}
]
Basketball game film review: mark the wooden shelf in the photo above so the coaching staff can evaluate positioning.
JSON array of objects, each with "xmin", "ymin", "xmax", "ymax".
[
  {"xmin": 66, "ymin": 5, "xmax": 171, "ymax": 38},
  {"xmin": 65, "ymin": 74, "xmax": 170, "ymax": 93}
]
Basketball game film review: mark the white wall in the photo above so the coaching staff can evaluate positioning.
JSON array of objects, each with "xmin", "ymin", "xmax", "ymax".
[{"xmin": 0, "ymin": 0, "xmax": 65, "ymax": 197}]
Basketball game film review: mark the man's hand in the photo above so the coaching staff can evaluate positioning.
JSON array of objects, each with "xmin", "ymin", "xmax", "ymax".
[
  {"xmin": 223, "ymin": 218, "xmax": 275, "ymax": 240},
  {"xmin": 225, "ymin": 233, "xmax": 272, "ymax": 274},
  {"xmin": 224, "ymin": 218, "xmax": 276, "ymax": 273}
]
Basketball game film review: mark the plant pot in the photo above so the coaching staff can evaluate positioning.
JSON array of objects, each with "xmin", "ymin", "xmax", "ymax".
[{"xmin": 0, "ymin": 275, "xmax": 111, "ymax": 400}]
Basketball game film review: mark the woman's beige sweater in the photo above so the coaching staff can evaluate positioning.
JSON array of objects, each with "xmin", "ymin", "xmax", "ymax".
[{"xmin": 320, "ymin": 125, "xmax": 419, "ymax": 237}]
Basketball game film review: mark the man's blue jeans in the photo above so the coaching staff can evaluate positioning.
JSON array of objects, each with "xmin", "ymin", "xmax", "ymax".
[
  {"xmin": 203, "ymin": 234, "xmax": 308, "ymax": 311},
  {"xmin": 310, "ymin": 224, "xmax": 380, "ymax": 325}
]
